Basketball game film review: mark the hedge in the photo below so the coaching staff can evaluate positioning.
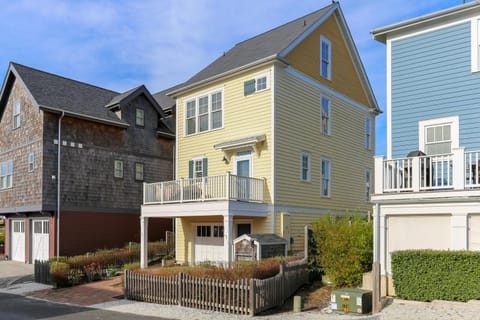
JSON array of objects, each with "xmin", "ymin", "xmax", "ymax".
[
  {"xmin": 391, "ymin": 250, "xmax": 480, "ymax": 302},
  {"xmin": 312, "ymin": 213, "xmax": 372, "ymax": 286}
]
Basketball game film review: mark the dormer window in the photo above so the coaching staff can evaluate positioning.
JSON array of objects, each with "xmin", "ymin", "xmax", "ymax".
[
  {"xmin": 136, "ymin": 108, "xmax": 144, "ymax": 127},
  {"xmin": 13, "ymin": 99, "xmax": 21, "ymax": 129}
]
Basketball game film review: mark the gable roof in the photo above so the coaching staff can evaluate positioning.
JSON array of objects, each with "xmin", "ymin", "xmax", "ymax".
[
  {"xmin": 3, "ymin": 62, "xmax": 129, "ymax": 127},
  {"xmin": 371, "ymin": 1, "xmax": 480, "ymax": 43},
  {"xmin": 168, "ymin": 2, "xmax": 380, "ymax": 113},
  {"xmin": 153, "ymin": 83, "xmax": 185, "ymax": 112}
]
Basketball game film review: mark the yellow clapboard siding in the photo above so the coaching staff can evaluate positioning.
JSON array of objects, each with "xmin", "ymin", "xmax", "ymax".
[
  {"xmin": 274, "ymin": 67, "xmax": 374, "ymax": 213},
  {"xmin": 176, "ymin": 65, "xmax": 274, "ymax": 203},
  {"xmin": 285, "ymin": 15, "xmax": 369, "ymax": 106}
]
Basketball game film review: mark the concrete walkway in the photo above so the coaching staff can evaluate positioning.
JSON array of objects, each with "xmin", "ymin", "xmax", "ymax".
[{"xmin": 0, "ymin": 260, "xmax": 34, "ymax": 287}]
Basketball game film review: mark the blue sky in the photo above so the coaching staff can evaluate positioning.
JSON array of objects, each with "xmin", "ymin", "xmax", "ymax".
[{"xmin": 0, "ymin": 0, "xmax": 472, "ymax": 155}]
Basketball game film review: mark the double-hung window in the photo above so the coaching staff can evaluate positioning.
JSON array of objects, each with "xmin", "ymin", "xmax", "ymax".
[
  {"xmin": 13, "ymin": 99, "xmax": 21, "ymax": 129},
  {"xmin": 1, "ymin": 160, "xmax": 13, "ymax": 189},
  {"xmin": 136, "ymin": 108, "xmax": 145, "ymax": 126},
  {"xmin": 419, "ymin": 116, "xmax": 458, "ymax": 155},
  {"xmin": 321, "ymin": 158, "xmax": 331, "ymax": 197},
  {"xmin": 365, "ymin": 117, "xmax": 372, "ymax": 150},
  {"xmin": 320, "ymin": 36, "xmax": 332, "ymax": 80},
  {"xmin": 321, "ymin": 95, "xmax": 331, "ymax": 135},
  {"xmin": 300, "ymin": 152, "xmax": 311, "ymax": 182},
  {"xmin": 114, "ymin": 160, "xmax": 124, "ymax": 178},
  {"xmin": 189, "ymin": 158, "xmax": 208, "ymax": 179},
  {"xmin": 185, "ymin": 90, "xmax": 223, "ymax": 135},
  {"xmin": 28, "ymin": 153, "xmax": 35, "ymax": 172},
  {"xmin": 135, "ymin": 163, "xmax": 144, "ymax": 181}
]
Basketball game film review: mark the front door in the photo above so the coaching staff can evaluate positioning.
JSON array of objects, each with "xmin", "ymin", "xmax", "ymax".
[{"xmin": 234, "ymin": 151, "xmax": 252, "ymax": 200}]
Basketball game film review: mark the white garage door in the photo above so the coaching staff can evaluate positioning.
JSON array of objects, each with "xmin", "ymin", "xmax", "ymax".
[
  {"xmin": 194, "ymin": 225, "xmax": 225, "ymax": 264},
  {"xmin": 386, "ymin": 215, "xmax": 450, "ymax": 273},
  {"xmin": 32, "ymin": 220, "xmax": 49, "ymax": 262},
  {"xmin": 11, "ymin": 220, "xmax": 25, "ymax": 262},
  {"xmin": 468, "ymin": 215, "xmax": 480, "ymax": 250}
]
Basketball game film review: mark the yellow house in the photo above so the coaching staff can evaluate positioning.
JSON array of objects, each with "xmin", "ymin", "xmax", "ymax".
[{"xmin": 140, "ymin": 2, "xmax": 380, "ymax": 266}]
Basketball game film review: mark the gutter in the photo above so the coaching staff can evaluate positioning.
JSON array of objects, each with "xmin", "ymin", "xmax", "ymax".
[
  {"xmin": 167, "ymin": 55, "xmax": 289, "ymax": 96},
  {"xmin": 40, "ymin": 105, "xmax": 129, "ymax": 128}
]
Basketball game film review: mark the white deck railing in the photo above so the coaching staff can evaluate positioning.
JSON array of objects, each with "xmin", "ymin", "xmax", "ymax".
[
  {"xmin": 143, "ymin": 173, "xmax": 265, "ymax": 205},
  {"xmin": 375, "ymin": 148, "xmax": 480, "ymax": 194}
]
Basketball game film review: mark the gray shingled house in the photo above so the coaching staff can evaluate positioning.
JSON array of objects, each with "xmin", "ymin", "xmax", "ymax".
[{"xmin": 0, "ymin": 62, "xmax": 174, "ymax": 263}]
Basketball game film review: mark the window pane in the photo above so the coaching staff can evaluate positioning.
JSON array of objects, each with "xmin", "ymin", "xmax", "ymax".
[
  {"xmin": 443, "ymin": 125, "xmax": 451, "ymax": 140},
  {"xmin": 256, "ymin": 77, "xmax": 267, "ymax": 91},
  {"xmin": 199, "ymin": 114, "xmax": 209, "ymax": 132},
  {"xmin": 187, "ymin": 118, "xmax": 196, "ymax": 134},
  {"xmin": 199, "ymin": 96, "xmax": 208, "ymax": 114},
  {"xmin": 211, "ymin": 111, "xmax": 222, "ymax": 129},
  {"xmin": 186, "ymin": 101, "xmax": 196, "ymax": 117},
  {"xmin": 426, "ymin": 127, "xmax": 435, "ymax": 143},
  {"xmin": 211, "ymin": 92, "xmax": 222, "ymax": 111},
  {"xmin": 136, "ymin": 109, "xmax": 144, "ymax": 126},
  {"xmin": 135, "ymin": 163, "xmax": 144, "ymax": 181},
  {"xmin": 434, "ymin": 126, "xmax": 443, "ymax": 141}
]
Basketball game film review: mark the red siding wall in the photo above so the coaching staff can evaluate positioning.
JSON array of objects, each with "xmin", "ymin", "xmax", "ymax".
[{"xmin": 59, "ymin": 211, "xmax": 172, "ymax": 256}]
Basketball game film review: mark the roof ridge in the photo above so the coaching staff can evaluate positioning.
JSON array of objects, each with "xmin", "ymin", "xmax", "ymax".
[
  {"xmin": 232, "ymin": 4, "xmax": 335, "ymax": 48},
  {"xmin": 10, "ymin": 62, "xmax": 120, "ymax": 95}
]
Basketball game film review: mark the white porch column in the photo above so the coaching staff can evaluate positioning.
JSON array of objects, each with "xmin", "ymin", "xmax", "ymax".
[
  {"xmin": 453, "ymin": 147, "xmax": 465, "ymax": 190},
  {"xmin": 140, "ymin": 216, "xmax": 149, "ymax": 268},
  {"xmin": 374, "ymin": 156, "xmax": 384, "ymax": 194},
  {"xmin": 224, "ymin": 214, "xmax": 233, "ymax": 263},
  {"xmin": 451, "ymin": 211, "xmax": 468, "ymax": 250}
]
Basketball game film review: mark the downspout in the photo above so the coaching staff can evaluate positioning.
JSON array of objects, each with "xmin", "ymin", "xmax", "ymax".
[{"xmin": 56, "ymin": 112, "xmax": 64, "ymax": 261}]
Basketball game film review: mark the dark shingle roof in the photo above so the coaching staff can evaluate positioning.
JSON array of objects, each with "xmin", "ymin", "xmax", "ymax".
[
  {"xmin": 153, "ymin": 83, "xmax": 185, "ymax": 111},
  {"xmin": 11, "ymin": 63, "xmax": 127, "ymax": 126},
  {"xmin": 175, "ymin": 5, "xmax": 335, "ymax": 92},
  {"xmin": 105, "ymin": 85, "xmax": 143, "ymax": 108}
]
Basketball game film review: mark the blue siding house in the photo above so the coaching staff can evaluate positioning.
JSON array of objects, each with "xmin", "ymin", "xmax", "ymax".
[{"xmin": 371, "ymin": 1, "xmax": 480, "ymax": 296}]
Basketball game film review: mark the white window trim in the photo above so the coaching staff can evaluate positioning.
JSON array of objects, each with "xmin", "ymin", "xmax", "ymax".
[
  {"xmin": 233, "ymin": 150, "xmax": 253, "ymax": 177},
  {"xmin": 320, "ymin": 35, "xmax": 332, "ymax": 80},
  {"xmin": 300, "ymin": 151, "xmax": 311, "ymax": 182},
  {"xmin": 0, "ymin": 160, "xmax": 13, "ymax": 190},
  {"xmin": 320, "ymin": 95, "xmax": 331, "ymax": 135},
  {"xmin": 12, "ymin": 99, "xmax": 21, "ymax": 129},
  {"xmin": 418, "ymin": 116, "xmax": 459, "ymax": 154},
  {"xmin": 184, "ymin": 88, "xmax": 224, "ymax": 136},
  {"xmin": 320, "ymin": 157, "xmax": 331, "ymax": 198},
  {"xmin": 135, "ymin": 162, "xmax": 144, "ymax": 181},
  {"xmin": 28, "ymin": 153, "xmax": 35, "ymax": 172},
  {"xmin": 254, "ymin": 73, "xmax": 269, "ymax": 92},
  {"xmin": 114, "ymin": 160, "xmax": 124, "ymax": 178},
  {"xmin": 136, "ymin": 108, "xmax": 145, "ymax": 127}
]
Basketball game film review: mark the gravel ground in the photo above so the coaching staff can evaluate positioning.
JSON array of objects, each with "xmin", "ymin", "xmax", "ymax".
[{"xmin": 91, "ymin": 298, "xmax": 480, "ymax": 320}]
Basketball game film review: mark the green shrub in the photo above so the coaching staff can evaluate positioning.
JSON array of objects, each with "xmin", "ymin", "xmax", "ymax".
[
  {"xmin": 123, "ymin": 262, "xmax": 140, "ymax": 271},
  {"xmin": 0, "ymin": 227, "xmax": 4, "ymax": 245},
  {"xmin": 312, "ymin": 213, "xmax": 373, "ymax": 286},
  {"xmin": 50, "ymin": 262, "xmax": 70, "ymax": 287},
  {"xmin": 391, "ymin": 250, "xmax": 480, "ymax": 302}
]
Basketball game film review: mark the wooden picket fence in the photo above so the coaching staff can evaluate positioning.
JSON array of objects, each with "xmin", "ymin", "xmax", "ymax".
[{"xmin": 124, "ymin": 258, "xmax": 308, "ymax": 316}]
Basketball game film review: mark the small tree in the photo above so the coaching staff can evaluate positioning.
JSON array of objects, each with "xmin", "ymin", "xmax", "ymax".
[{"xmin": 312, "ymin": 213, "xmax": 372, "ymax": 286}]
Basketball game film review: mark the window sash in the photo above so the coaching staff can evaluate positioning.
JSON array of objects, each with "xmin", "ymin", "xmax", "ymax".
[
  {"xmin": 28, "ymin": 153, "xmax": 35, "ymax": 172},
  {"xmin": 256, "ymin": 76, "xmax": 267, "ymax": 91},
  {"xmin": 114, "ymin": 160, "xmax": 124, "ymax": 178},
  {"xmin": 321, "ymin": 96, "xmax": 330, "ymax": 135},
  {"xmin": 321, "ymin": 159, "xmax": 330, "ymax": 197},
  {"xmin": 135, "ymin": 163, "xmax": 144, "ymax": 181},
  {"xmin": 1, "ymin": 161, "xmax": 13, "ymax": 189},
  {"xmin": 365, "ymin": 117, "xmax": 371, "ymax": 150},
  {"xmin": 13, "ymin": 100, "xmax": 21, "ymax": 129},
  {"xmin": 136, "ymin": 109, "xmax": 145, "ymax": 126},
  {"xmin": 186, "ymin": 91, "xmax": 222, "ymax": 134},
  {"xmin": 301, "ymin": 153, "xmax": 311, "ymax": 181},
  {"xmin": 320, "ymin": 37, "xmax": 331, "ymax": 79},
  {"xmin": 194, "ymin": 159, "xmax": 203, "ymax": 178}
]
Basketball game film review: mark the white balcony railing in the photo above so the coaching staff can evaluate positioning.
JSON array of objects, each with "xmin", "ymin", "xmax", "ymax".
[
  {"xmin": 374, "ymin": 147, "xmax": 480, "ymax": 194},
  {"xmin": 143, "ymin": 173, "xmax": 265, "ymax": 205}
]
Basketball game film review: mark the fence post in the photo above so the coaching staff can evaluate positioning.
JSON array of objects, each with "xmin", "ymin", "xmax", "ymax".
[
  {"xmin": 178, "ymin": 272, "xmax": 183, "ymax": 306},
  {"xmin": 249, "ymin": 278, "xmax": 256, "ymax": 316},
  {"xmin": 124, "ymin": 269, "xmax": 128, "ymax": 299}
]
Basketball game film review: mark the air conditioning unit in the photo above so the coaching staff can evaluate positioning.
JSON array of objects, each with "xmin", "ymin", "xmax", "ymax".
[{"xmin": 330, "ymin": 288, "xmax": 372, "ymax": 314}]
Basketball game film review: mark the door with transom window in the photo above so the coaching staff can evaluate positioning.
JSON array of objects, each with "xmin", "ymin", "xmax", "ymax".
[{"xmin": 234, "ymin": 151, "xmax": 252, "ymax": 200}]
